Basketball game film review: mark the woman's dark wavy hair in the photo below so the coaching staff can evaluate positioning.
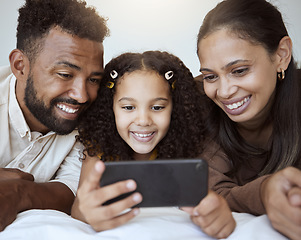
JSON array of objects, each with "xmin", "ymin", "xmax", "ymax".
[
  {"xmin": 197, "ymin": 0, "xmax": 300, "ymax": 175},
  {"xmin": 78, "ymin": 51, "xmax": 206, "ymax": 161},
  {"xmin": 17, "ymin": 0, "xmax": 109, "ymax": 62}
]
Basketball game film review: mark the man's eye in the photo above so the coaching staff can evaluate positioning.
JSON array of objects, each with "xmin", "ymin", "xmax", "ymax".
[
  {"xmin": 89, "ymin": 78, "xmax": 101, "ymax": 84},
  {"xmin": 57, "ymin": 73, "xmax": 72, "ymax": 78}
]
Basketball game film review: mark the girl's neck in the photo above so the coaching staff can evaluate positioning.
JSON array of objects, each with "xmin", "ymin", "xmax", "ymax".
[{"xmin": 133, "ymin": 149, "xmax": 157, "ymax": 161}]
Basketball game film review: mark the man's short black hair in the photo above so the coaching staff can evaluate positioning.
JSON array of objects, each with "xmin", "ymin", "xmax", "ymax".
[{"xmin": 17, "ymin": 0, "xmax": 109, "ymax": 61}]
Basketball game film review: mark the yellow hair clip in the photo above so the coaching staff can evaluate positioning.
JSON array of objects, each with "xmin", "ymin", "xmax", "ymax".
[{"xmin": 106, "ymin": 81, "xmax": 115, "ymax": 89}]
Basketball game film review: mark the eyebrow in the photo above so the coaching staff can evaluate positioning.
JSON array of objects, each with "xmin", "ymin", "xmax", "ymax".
[
  {"xmin": 200, "ymin": 59, "xmax": 250, "ymax": 72},
  {"xmin": 56, "ymin": 61, "xmax": 104, "ymax": 76},
  {"xmin": 118, "ymin": 97, "xmax": 169, "ymax": 102},
  {"xmin": 56, "ymin": 61, "xmax": 81, "ymax": 71}
]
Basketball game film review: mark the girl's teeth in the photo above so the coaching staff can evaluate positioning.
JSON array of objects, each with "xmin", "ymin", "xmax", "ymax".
[
  {"xmin": 226, "ymin": 97, "xmax": 250, "ymax": 110},
  {"xmin": 134, "ymin": 132, "xmax": 153, "ymax": 138}
]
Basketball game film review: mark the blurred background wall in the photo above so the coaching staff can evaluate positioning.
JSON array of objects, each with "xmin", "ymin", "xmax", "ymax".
[{"xmin": 1, "ymin": 0, "xmax": 300, "ymax": 76}]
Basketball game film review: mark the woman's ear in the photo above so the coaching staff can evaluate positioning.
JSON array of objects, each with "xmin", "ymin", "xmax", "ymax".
[
  {"xmin": 9, "ymin": 49, "xmax": 30, "ymax": 81},
  {"xmin": 275, "ymin": 36, "xmax": 292, "ymax": 72}
]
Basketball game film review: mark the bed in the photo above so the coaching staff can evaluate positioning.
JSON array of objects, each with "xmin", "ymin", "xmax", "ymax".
[{"xmin": 0, "ymin": 207, "xmax": 288, "ymax": 240}]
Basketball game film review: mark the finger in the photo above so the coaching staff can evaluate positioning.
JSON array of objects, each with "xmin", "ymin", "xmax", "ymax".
[
  {"xmin": 288, "ymin": 187, "xmax": 301, "ymax": 207},
  {"xmin": 215, "ymin": 217, "xmax": 236, "ymax": 239},
  {"xmin": 191, "ymin": 206, "xmax": 219, "ymax": 230},
  {"xmin": 81, "ymin": 161, "xmax": 105, "ymax": 193},
  {"xmin": 180, "ymin": 207, "xmax": 194, "ymax": 215},
  {"xmin": 91, "ymin": 208, "xmax": 140, "ymax": 232},
  {"xmin": 194, "ymin": 190, "xmax": 220, "ymax": 216},
  {"xmin": 268, "ymin": 205, "xmax": 301, "ymax": 240},
  {"xmin": 85, "ymin": 192, "xmax": 142, "ymax": 225},
  {"xmin": 20, "ymin": 172, "xmax": 34, "ymax": 181},
  {"xmin": 94, "ymin": 180, "xmax": 139, "ymax": 205},
  {"xmin": 1, "ymin": 168, "xmax": 34, "ymax": 181},
  {"xmin": 194, "ymin": 208, "xmax": 235, "ymax": 239},
  {"xmin": 282, "ymin": 167, "xmax": 301, "ymax": 188},
  {"xmin": 78, "ymin": 178, "xmax": 140, "ymax": 214}
]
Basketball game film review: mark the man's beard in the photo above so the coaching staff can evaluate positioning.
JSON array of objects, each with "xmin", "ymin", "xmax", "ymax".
[{"xmin": 24, "ymin": 76, "xmax": 83, "ymax": 135}]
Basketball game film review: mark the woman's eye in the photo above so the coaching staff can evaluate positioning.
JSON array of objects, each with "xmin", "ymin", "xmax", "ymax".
[
  {"xmin": 232, "ymin": 67, "xmax": 249, "ymax": 76},
  {"xmin": 203, "ymin": 74, "xmax": 218, "ymax": 82}
]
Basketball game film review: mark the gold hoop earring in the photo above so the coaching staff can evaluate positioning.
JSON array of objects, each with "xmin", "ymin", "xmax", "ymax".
[{"xmin": 277, "ymin": 68, "xmax": 285, "ymax": 80}]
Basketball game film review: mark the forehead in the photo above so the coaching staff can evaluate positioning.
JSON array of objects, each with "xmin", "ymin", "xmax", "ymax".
[
  {"xmin": 115, "ymin": 70, "xmax": 170, "ymax": 97},
  {"xmin": 35, "ymin": 27, "xmax": 104, "ymax": 70},
  {"xmin": 198, "ymin": 29, "xmax": 269, "ymax": 69}
]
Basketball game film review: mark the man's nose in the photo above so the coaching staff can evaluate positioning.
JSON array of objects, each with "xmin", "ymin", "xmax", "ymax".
[{"xmin": 68, "ymin": 78, "xmax": 89, "ymax": 104}]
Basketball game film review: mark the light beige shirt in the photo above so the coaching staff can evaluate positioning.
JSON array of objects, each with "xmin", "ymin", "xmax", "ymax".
[{"xmin": 0, "ymin": 65, "xmax": 82, "ymax": 195}]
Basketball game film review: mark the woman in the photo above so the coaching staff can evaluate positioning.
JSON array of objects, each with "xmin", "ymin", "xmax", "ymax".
[{"xmin": 196, "ymin": 0, "xmax": 301, "ymax": 239}]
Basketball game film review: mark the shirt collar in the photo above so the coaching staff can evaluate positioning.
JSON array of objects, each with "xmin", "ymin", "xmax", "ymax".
[
  {"xmin": 9, "ymin": 77, "xmax": 56, "ymax": 141},
  {"xmin": 9, "ymin": 76, "xmax": 58, "ymax": 143},
  {"xmin": 8, "ymin": 75, "xmax": 32, "ymax": 140}
]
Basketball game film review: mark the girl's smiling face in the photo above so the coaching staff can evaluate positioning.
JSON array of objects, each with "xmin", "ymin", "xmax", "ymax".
[
  {"xmin": 113, "ymin": 70, "xmax": 172, "ymax": 160},
  {"xmin": 198, "ymin": 29, "xmax": 279, "ymax": 127}
]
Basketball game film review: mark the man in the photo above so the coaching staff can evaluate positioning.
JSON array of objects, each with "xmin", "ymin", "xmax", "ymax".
[{"xmin": 0, "ymin": 0, "xmax": 109, "ymax": 231}]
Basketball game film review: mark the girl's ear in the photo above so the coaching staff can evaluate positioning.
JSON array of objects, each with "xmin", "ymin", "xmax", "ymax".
[
  {"xmin": 9, "ymin": 49, "xmax": 30, "ymax": 81},
  {"xmin": 275, "ymin": 36, "xmax": 292, "ymax": 72}
]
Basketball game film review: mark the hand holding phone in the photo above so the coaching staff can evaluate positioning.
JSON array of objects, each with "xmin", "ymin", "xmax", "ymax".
[{"xmin": 100, "ymin": 159, "xmax": 208, "ymax": 207}]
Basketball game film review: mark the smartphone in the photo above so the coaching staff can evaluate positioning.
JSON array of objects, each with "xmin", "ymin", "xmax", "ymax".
[{"xmin": 100, "ymin": 159, "xmax": 208, "ymax": 207}]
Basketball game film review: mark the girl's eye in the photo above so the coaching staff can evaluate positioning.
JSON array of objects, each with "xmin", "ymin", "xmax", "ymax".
[
  {"xmin": 232, "ymin": 67, "xmax": 249, "ymax": 76},
  {"xmin": 122, "ymin": 106, "xmax": 135, "ymax": 111},
  {"xmin": 152, "ymin": 106, "xmax": 165, "ymax": 111},
  {"xmin": 203, "ymin": 74, "xmax": 218, "ymax": 82}
]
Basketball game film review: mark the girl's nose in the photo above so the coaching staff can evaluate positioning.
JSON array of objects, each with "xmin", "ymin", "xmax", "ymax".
[{"xmin": 135, "ymin": 110, "xmax": 152, "ymax": 126}]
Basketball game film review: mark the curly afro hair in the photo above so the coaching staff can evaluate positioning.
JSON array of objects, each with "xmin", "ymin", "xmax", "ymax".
[
  {"xmin": 17, "ymin": 0, "xmax": 109, "ymax": 62},
  {"xmin": 78, "ymin": 51, "xmax": 207, "ymax": 161}
]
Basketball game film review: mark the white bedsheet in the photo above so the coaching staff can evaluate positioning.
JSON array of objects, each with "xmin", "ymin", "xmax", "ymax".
[{"xmin": 0, "ymin": 208, "xmax": 288, "ymax": 240}]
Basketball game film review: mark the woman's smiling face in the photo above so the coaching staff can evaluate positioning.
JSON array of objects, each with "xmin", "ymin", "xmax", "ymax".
[{"xmin": 198, "ymin": 29, "xmax": 279, "ymax": 127}]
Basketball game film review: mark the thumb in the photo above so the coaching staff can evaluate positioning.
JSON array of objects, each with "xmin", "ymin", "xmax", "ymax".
[
  {"xmin": 288, "ymin": 187, "xmax": 301, "ymax": 207},
  {"xmin": 81, "ymin": 160, "xmax": 105, "ymax": 193},
  {"xmin": 180, "ymin": 207, "xmax": 194, "ymax": 215}
]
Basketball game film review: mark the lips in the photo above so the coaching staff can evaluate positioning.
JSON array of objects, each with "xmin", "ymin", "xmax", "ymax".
[
  {"xmin": 222, "ymin": 95, "xmax": 251, "ymax": 115},
  {"xmin": 225, "ymin": 96, "xmax": 250, "ymax": 110},
  {"xmin": 56, "ymin": 103, "xmax": 80, "ymax": 120},
  {"xmin": 131, "ymin": 131, "xmax": 155, "ymax": 142},
  {"xmin": 57, "ymin": 103, "xmax": 79, "ymax": 114}
]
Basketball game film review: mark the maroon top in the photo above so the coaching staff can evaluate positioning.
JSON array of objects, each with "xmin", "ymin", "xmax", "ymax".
[{"xmin": 201, "ymin": 140, "xmax": 270, "ymax": 215}]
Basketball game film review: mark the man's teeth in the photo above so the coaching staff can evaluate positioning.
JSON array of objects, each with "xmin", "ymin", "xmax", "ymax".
[
  {"xmin": 226, "ymin": 97, "xmax": 250, "ymax": 110},
  {"xmin": 57, "ymin": 104, "xmax": 78, "ymax": 114},
  {"xmin": 134, "ymin": 132, "xmax": 153, "ymax": 138}
]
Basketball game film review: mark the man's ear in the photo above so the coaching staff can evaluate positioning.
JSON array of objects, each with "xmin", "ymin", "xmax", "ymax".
[
  {"xmin": 9, "ymin": 49, "xmax": 30, "ymax": 81},
  {"xmin": 275, "ymin": 36, "xmax": 292, "ymax": 72}
]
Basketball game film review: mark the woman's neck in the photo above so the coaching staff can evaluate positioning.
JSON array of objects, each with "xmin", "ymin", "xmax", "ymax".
[
  {"xmin": 237, "ymin": 91, "xmax": 275, "ymax": 149},
  {"xmin": 237, "ymin": 120, "xmax": 273, "ymax": 149}
]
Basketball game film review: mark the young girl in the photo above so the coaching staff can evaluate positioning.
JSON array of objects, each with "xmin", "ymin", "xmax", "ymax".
[
  {"xmin": 196, "ymin": 0, "xmax": 301, "ymax": 239},
  {"xmin": 71, "ymin": 51, "xmax": 235, "ymax": 238}
]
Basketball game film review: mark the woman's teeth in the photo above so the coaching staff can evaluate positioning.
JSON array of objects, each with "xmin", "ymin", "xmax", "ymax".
[{"xmin": 226, "ymin": 96, "xmax": 250, "ymax": 110}]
